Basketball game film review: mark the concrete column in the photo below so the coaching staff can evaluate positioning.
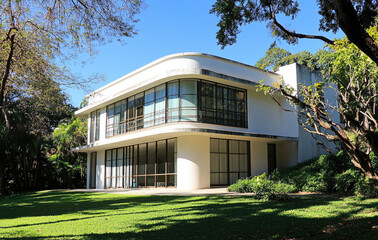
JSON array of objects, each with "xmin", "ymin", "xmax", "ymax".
[
  {"xmin": 86, "ymin": 153, "xmax": 91, "ymax": 189},
  {"xmin": 97, "ymin": 150, "xmax": 105, "ymax": 189},
  {"xmin": 177, "ymin": 135, "xmax": 210, "ymax": 190}
]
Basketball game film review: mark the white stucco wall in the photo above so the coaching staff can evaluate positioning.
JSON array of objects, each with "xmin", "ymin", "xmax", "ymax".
[
  {"xmin": 250, "ymin": 141, "xmax": 268, "ymax": 176},
  {"xmin": 248, "ymin": 89, "xmax": 298, "ymax": 138},
  {"xmin": 177, "ymin": 135, "xmax": 210, "ymax": 190},
  {"xmin": 86, "ymin": 154, "xmax": 91, "ymax": 189},
  {"xmin": 96, "ymin": 150, "xmax": 105, "ymax": 189}
]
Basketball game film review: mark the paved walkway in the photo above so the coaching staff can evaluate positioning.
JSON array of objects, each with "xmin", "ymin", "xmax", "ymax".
[{"xmin": 68, "ymin": 187, "xmax": 255, "ymax": 196}]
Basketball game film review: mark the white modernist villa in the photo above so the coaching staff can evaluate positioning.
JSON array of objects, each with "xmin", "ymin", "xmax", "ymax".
[{"xmin": 75, "ymin": 52, "xmax": 333, "ymax": 190}]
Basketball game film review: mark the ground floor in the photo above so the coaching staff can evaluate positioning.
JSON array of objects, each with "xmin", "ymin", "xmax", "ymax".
[{"xmin": 87, "ymin": 134, "xmax": 301, "ymax": 190}]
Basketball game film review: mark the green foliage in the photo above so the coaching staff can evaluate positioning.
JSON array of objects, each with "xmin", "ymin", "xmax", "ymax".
[
  {"xmin": 255, "ymin": 44, "xmax": 335, "ymax": 72},
  {"xmin": 228, "ymin": 173, "xmax": 295, "ymax": 200},
  {"xmin": 271, "ymin": 151, "xmax": 378, "ymax": 198},
  {"xmin": 49, "ymin": 117, "xmax": 87, "ymax": 189},
  {"xmin": 354, "ymin": 178, "xmax": 378, "ymax": 198}
]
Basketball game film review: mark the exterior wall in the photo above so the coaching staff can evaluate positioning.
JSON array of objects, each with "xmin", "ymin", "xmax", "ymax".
[
  {"xmin": 177, "ymin": 135, "xmax": 210, "ymax": 190},
  {"xmin": 250, "ymin": 141, "xmax": 268, "ymax": 176},
  {"xmin": 77, "ymin": 53, "xmax": 280, "ymax": 113},
  {"xmin": 76, "ymin": 53, "xmax": 341, "ymax": 190},
  {"xmin": 248, "ymin": 89, "xmax": 298, "ymax": 138},
  {"xmin": 276, "ymin": 141, "xmax": 298, "ymax": 168},
  {"xmin": 278, "ymin": 63, "xmax": 338, "ymax": 163}
]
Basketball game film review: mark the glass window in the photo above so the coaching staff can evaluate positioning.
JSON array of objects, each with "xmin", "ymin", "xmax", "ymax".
[
  {"xmin": 210, "ymin": 139, "xmax": 250, "ymax": 186},
  {"xmin": 138, "ymin": 144, "xmax": 146, "ymax": 175},
  {"xmin": 104, "ymin": 78, "xmax": 247, "ymax": 138},
  {"xmin": 105, "ymin": 138, "xmax": 176, "ymax": 189},
  {"xmin": 180, "ymin": 80, "xmax": 197, "ymax": 94},
  {"xmin": 168, "ymin": 81, "xmax": 179, "ymax": 96},
  {"xmin": 155, "ymin": 84, "xmax": 166, "ymax": 99},
  {"xmin": 90, "ymin": 112, "xmax": 95, "ymax": 142},
  {"xmin": 147, "ymin": 142, "xmax": 156, "ymax": 174},
  {"xmin": 107, "ymin": 105, "xmax": 114, "ymax": 137},
  {"xmin": 95, "ymin": 110, "xmax": 101, "ymax": 140},
  {"xmin": 157, "ymin": 140, "xmax": 166, "ymax": 174}
]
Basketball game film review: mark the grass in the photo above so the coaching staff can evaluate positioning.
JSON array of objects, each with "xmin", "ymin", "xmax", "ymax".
[{"xmin": 0, "ymin": 191, "xmax": 377, "ymax": 239}]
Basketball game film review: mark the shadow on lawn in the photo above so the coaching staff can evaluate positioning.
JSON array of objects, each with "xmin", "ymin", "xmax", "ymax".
[{"xmin": 1, "ymin": 191, "xmax": 377, "ymax": 239}]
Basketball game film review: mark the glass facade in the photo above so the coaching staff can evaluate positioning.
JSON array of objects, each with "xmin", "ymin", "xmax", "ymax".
[
  {"xmin": 105, "ymin": 138, "xmax": 177, "ymax": 188},
  {"xmin": 105, "ymin": 79, "xmax": 247, "ymax": 137},
  {"xmin": 90, "ymin": 110, "xmax": 101, "ymax": 143},
  {"xmin": 210, "ymin": 138, "xmax": 250, "ymax": 186}
]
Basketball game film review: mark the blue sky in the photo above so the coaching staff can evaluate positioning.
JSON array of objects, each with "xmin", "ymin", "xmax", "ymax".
[{"xmin": 66, "ymin": 0, "xmax": 344, "ymax": 107}]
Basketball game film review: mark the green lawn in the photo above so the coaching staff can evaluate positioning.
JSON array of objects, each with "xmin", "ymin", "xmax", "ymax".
[{"xmin": 0, "ymin": 191, "xmax": 377, "ymax": 239}]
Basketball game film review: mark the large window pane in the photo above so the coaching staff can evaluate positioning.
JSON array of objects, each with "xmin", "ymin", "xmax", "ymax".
[
  {"xmin": 167, "ymin": 97, "xmax": 179, "ymax": 122},
  {"xmin": 157, "ymin": 140, "xmax": 166, "ymax": 174},
  {"xmin": 155, "ymin": 98, "xmax": 165, "ymax": 125},
  {"xmin": 107, "ymin": 105, "xmax": 114, "ymax": 137},
  {"xmin": 180, "ymin": 80, "xmax": 197, "ymax": 94},
  {"xmin": 167, "ymin": 139, "xmax": 176, "ymax": 173},
  {"xmin": 168, "ymin": 81, "xmax": 179, "ymax": 96},
  {"xmin": 90, "ymin": 112, "xmax": 95, "ymax": 142},
  {"xmin": 138, "ymin": 144, "xmax": 146, "ymax": 175},
  {"xmin": 210, "ymin": 139, "xmax": 250, "ymax": 186},
  {"xmin": 155, "ymin": 84, "xmax": 166, "ymax": 99},
  {"xmin": 147, "ymin": 142, "xmax": 156, "ymax": 174}
]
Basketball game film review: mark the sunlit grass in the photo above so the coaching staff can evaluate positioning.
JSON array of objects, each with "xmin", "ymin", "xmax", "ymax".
[{"xmin": 0, "ymin": 191, "xmax": 377, "ymax": 239}]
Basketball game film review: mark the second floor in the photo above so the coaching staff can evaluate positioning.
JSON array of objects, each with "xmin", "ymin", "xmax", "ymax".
[{"xmin": 76, "ymin": 53, "xmax": 331, "ymax": 146}]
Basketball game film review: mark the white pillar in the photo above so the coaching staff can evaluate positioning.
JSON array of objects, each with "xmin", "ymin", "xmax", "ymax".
[
  {"xmin": 177, "ymin": 135, "xmax": 210, "ymax": 190},
  {"xmin": 86, "ymin": 153, "xmax": 91, "ymax": 189},
  {"xmin": 96, "ymin": 150, "xmax": 105, "ymax": 189}
]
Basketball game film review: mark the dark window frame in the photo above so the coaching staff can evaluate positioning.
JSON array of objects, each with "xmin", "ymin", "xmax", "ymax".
[
  {"xmin": 210, "ymin": 138, "xmax": 251, "ymax": 186},
  {"xmin": 105, "ymin": 138, "xmax": 177, "ymax": 189},
  {"xmin": 104, "ymin": 79, "xmax": 248, "ymax": 138}
]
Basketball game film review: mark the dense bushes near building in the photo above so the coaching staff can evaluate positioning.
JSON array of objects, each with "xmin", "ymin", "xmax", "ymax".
[
  {"xmin": 228, "ymin": 173, "xmax": 295, "ymax": 200},
  {"xmin": 228, "ymin": 151, "xmax": 378, "ymax": 199}
]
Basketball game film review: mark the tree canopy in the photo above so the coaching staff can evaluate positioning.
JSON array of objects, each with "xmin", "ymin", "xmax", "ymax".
[
  {"xmin": 210, "ymin": 0, "xmax": 378, "ymax": 65},
  {"xmin": 212, "ymin": 0, "xmax": 378, "ymax": 179},
  {"xmin": 0, "ymin": 0, "xmax": 145, "ymax": 195}
]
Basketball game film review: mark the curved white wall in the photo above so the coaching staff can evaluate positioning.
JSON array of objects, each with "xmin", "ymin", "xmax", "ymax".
[{"xmin": 177, "ymin": 135, "xmax": 210, "ymax": 190}]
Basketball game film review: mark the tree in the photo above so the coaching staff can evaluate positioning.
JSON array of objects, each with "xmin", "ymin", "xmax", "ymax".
[
  {"xmin": 1, "ymin": 80, "xmax": 74, "ymax": 193},
  {"xmin": 210, "ymin": 0, "xmax": 378, "ymax": 65},
  {"xmin": 211, "ymin": 0, "xmax": 378, "ymax": 179},
  {"xmin": 255, "ymin": 43, "xmax": 316, "ymax": 71},
  {"xmin": 0, "ymin": 0, "xmax": 144, "ymax": 194},
  {"xmin": 49, "ymin": 117, "xmax": 87, "ymax": 189}
]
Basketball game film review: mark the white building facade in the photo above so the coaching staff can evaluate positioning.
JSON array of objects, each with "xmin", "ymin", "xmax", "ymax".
[{"xmin": 74, "ymin": 53, "xmax": 331, "ymax": 190}]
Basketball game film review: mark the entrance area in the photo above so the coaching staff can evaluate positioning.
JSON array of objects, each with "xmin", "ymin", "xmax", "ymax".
[{"xmin": 210, "ymin": 138, "xmax": 250, "ymax": 186}]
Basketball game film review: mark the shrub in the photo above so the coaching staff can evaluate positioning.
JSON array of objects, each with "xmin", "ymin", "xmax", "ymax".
[
  {"xmin": 354, "ymin": 178, "xmax": 378, "ymax": 198},
  {"xmin": 228, "ymin": 173, "xmax": 295, "ymax": 200},
  {"xmin": 270, "ymin": 150, "xmax": 377, "ymax": 198}
]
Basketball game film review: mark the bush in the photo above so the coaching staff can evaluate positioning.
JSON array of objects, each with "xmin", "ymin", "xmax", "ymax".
[
  {"xmin": 270, "ymin": 150, "xmax": 377, "ymax": 198},
  {"xmin": 228, "ymin": 173, "xmax": 295, "ymax": 200},
  {"xmin": 354, "ymin": 178, "xmax": 378, "ymax": 198}
]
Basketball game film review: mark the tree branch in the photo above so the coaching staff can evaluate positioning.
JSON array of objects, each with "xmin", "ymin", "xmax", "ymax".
[{"xmin": 270, "ymin": 11, "xmax": 334, "ymax": 45}]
